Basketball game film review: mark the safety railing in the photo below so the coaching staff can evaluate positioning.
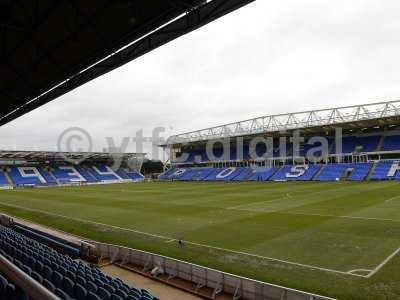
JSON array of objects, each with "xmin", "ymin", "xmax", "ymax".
[{"xmin": 87, "ymin": 240, "xmax": 336, "ymax": 300}]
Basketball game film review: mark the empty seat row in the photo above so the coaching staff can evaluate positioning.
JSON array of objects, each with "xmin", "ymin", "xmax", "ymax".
[
  {"xmin": 172, "ymin": 135, "xmax": 400, "ymax": 163},
  {"xmin": 1, "ymin": 165, "xmax": 144, "ymax": 187},
  {"xmin": 0, "ymin": 227, "xmax": 158, "ymax": 300},
  {"xmin": 161, "ymin": 161, "xmax": 400, "ymax": 182}
]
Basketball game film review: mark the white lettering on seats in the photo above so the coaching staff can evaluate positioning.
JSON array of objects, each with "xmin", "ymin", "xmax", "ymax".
[
  {"xmin": 286, "ymin": 165, "xmax": 309, "ymax": 178},
  {"xmin": 216, "ymin": 168, "xmax": 236, "ymax": 179},
  {"xmin": 18, "ymin": 167, "xmax": 46, "ymax": 183},
  {"xmin": 59, "ymin": 166, "xmax": 86, "ymax": 182},
  {"xmin": 387, "ymin": 162, "xmax": 400, "ymax": 177}
]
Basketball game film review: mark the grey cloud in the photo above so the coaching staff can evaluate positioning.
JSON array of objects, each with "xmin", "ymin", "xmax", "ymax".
[{"xmin": 1, "ymin": 0, "xmax": 400, "ymax": 157}]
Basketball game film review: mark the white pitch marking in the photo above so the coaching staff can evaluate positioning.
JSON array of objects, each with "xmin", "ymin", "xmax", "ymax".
[
  {"xmin": 229, "ymin": 208, "xmax": 400, "ymax": 223},
  {"xmin": 367, "ymin": 245, "xmax": 400, "ymax": 278},
  {"xmin": 225, "ymin": 185, "xmax": 331, "ymax": 210},
  {"xmin": 227, "ymin": 196, "xmax": 288, "ymax": 210},
  {"xmin": 385, "ymin": 196, "xmax": 400, "ymax": 203},
  {"xmin": 0, "ymin": 201, "xmax": 366, "ymax": 278},
  {"xmin": 347, "ymin": 269, "xmax": 372, "ymax": 276},
  {"xmin": 227, "ymin": 186, "xmax": 352, "ymax": 210},
  {"xmin": 227, "ymin": 182, "xmax": 392, "ymax": 211}
]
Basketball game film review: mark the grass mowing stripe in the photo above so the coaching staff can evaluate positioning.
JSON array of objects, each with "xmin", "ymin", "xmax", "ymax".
[
  {"xmin": 1, "ymin": 181, "xmax": 400, "ymax": 300},
  {"xmin": 0, "ymin": 200, "xmax": 368, "ymax": 277}
]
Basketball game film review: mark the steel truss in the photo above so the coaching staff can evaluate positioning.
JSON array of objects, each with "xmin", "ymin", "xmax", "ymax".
[
  {"xmin": 165, "ymin": 100, "xmax": 400, "ymax": 145},
  {"xmin": 0, "ymin": 150, "xmax": 145, "ymax": 163}
]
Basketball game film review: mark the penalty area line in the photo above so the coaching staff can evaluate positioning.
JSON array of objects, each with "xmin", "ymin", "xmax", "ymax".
[{"xmin": 0, "ymin": 201, "xmax": 367, "ymax": 278}]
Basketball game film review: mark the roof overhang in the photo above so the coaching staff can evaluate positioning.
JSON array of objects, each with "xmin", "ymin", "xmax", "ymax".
[
  {"xmin": 0, "ymin": 150, "xmax": 145, "ymax": 163},
  {"xmin": 163, "ymin": 100, "xmax": 400, "ymax": 147},
  {"xmin": 0, "ymin": 0, "xmax": 254, "ymax": 125}
]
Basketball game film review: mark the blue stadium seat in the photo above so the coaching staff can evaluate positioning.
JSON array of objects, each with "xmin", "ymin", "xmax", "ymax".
[
  {"xmin": 248, "ymin": 167, "xmax": 278, "ymax": 181},
  {"xmin": 52, "ymin": 166, "xmax": 87, "ymax": 184},
  {"xmin": 347, "ymin": 163, "xmax": 372, "ymax": 181},
  {"xmin": 167, "ymin": 168, "xmax": 188, "ymax": 180},
  {"xmin": 214, "ymin": 167, "xmax": 248, "ymax": 181},
  {"xmin": 74, "ymin": 283, "xmax": 87, "ymax": 300},
  {"xmin": 0, "ymin": 275, "xmax": 8, "ymax": 296},
  {"xmin": 370, "ymin": 161, "xmax": 400, "ymax": 180},
  {"xmin": 357, "ymin": 135, "xmax": 381, "ymax": 152},
  {"xmin": 125, "ymin": 171, "xmax": 145, "ymax": 181},
  {"xmin": 178, "ymin": 168, "xmax": 198, "ymax": 181},
  {"xmin": 37, "ymin": 166, "xmax": 57, "ymax": 185},
  {"xmin": 158, "ymin": 168, "xmax": 177, "ymax": 180},
  {"xmin": 89, "ymin": 165, "xmax": 122, "ymax": 181},
  {"xmin": 190, "ymin": 168, "xmax": 214, "ymax": 181},
  {"xmin": 115, "ymin": 169, "xmax": 130, "ymax": 180},
  {"xmin": 316, "ymin": 164, "xmax": 349, "ymax": 181},
  {"xmin": 43, "ymin": 278, "xmax": 56, "ymax": 293},
  {"xmin": 383, "ymin": 135, "xmax": 400, "ymax": 151},
  {"xmin": 88, "ymin": 291, "xmax": 102, "ymax": 300},
  {"xmin": 202, "ymin": 168, "xmax": 226, "ymax": 181},
  {"xmin": 55, "ymin": 288, "xmax": 71, "ymax": 300},
  {"xmin": 231, "ymin": 168, "xmax": 254, "ymax": 181},
  {"xmin": 0, "ymin": 226, "xmax": 159, "ymax": 300},
  {"xmin": 0, "ymin": 170, "xmax": 10, "ymax": 186},
  {"xmin": 271, "ymin": 165, "xmax": 321, "ymax": 181},
  {"xmin": 75, "ymin": 166, "xmax": 98, "ymax": 183},
  {"xmin": 9, "ymin": 166, "xmax": 47, "ymax": 186}
]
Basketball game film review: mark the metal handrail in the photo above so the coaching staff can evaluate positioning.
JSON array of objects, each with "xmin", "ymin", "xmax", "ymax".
[{"xmin": 0, "ymin": 254, "xmax": 60, "ymax": 300}]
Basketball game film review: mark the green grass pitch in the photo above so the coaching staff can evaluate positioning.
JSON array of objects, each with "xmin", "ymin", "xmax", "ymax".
[{"xmin": 0, "ymin": 181, "xmax": 400, "ymax": 300}]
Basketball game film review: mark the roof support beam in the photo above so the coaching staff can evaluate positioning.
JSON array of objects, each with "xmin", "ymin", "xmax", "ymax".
[
  {"xmin": 0, "ymin": 0, "xmax": 254, "ymax": 126},
  {"xmin": 165, "ymin": 100, "xmax": 400, "ymax": 145}
]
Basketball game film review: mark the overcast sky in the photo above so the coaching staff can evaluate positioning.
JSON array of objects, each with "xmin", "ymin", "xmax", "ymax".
[{"xmin": 1, "ymin": 0, "xmax": 400, "ymax": 159}]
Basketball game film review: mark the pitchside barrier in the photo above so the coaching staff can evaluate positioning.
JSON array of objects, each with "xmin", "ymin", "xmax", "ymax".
[
  {"xmin": 85, "ymin": 240, "xmax": 336, "ymax": 300},
  {"xmin": 0, "ymin": 215, "xmax": 335, "ymax": 299},
  {"xmin": 6, "ymin": 178, "xmax": 141, "ymax": 189}
]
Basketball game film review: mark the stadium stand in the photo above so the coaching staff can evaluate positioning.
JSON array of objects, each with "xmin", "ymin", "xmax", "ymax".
[
  {"xmin": 214, "ymin": 167, "xmax": 247, "ymax": 181},
  {"xmin": 335, "ymin": 135, "xmax": 382, "ymax": 154},
  {"xmin": 37, "ymin": 167, "xmax": 58, "ymax": 185},
  {"xmin": 158, "ymin": 168, "xmax": 177, "ymax": 180},
  {"xmin": 52, "ymin": 166, "xmax": 88, "ymax": 184},
  {"xmin": 178, "ymin": 168, "xmax": 199, "ymax": 181},
  {"xmin": 356, "ymin": 135, "xmax": 381, "ymax": 152},
  {"xmin": 0, "ymin": 163, "xmax": 144, "ymax": 188},
  {"xmin": 159, "ymin": 161, "xmax": 399, "ymax": 182},
  {"xmin": 9, "ymin": 166, "xmax": 48, "ymax": 186},
  {"xmin": 270, "ymin": 165, "xmax": 321, "ymax": 181},
  {"xmin": 346, "ymin": 163, "xmax": 373, "ymax": 181},
  {"xmin": 177, "ymin": 134, "xmax": 397, "ymax": 164},
  {"xmin": 201, "ymin": 168, "xmax": 222, "ymax": 181},
  {"xmin": 383, "ymin": 135, "xmax": 400, "ymax": 151},
  {"xmin": 161, "ymin": 101, "xmax": 400, "ymax": 185},
  {"xmin": 370, "ymin": 161, "xmax": 400, "ymax": 180},
  {"xmin": 0, "ymin": 226, "xmax": 158, "ymax": 300},
  {"xmin": 73, "ymin": 166, "xmax": 97, "ymax": 183},
  {"xmin": 0, "ymin": 171, "xmax": 10, "ymax": 186},
  {"xmin": 318, "ymin": 164, "xmax": 353, "ymax": 181},
  {"xmin": 248, "ymin": 167, "xmax": 279, "ymax": 181},
  {"xmin": 89, "ymin": 165, "xmax": 122, "ymax": 182},
  {"xmin": 125, "ymin": 171, "xmax": 145, "ymax": 181},
  {"xmin": 172, "ymin": 133, "xmax": 395, "ymax": 163}
]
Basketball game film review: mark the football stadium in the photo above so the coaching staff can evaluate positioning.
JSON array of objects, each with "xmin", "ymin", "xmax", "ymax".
[{"xmin": 1, "ymin": 1, "xmax": 400, "ymax": 300}]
